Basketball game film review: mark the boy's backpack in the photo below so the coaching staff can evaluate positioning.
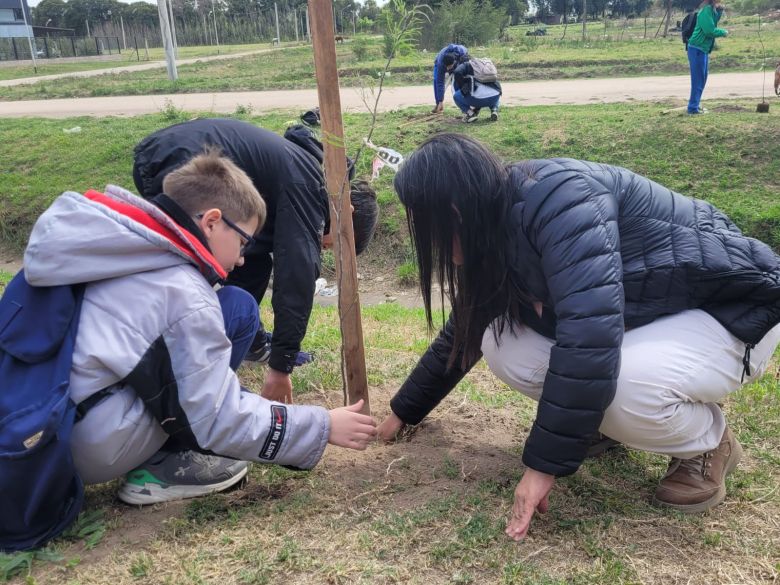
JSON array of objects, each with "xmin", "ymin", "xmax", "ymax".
[
  {"xmin": 469, "ymin": 57, "xmax": 498, "ymax": 83},
  {"xmin": 681, "ymin": 11, "xmax": 698, "ymax": 47},
  {"xmin": 0, "ymin": 271, "xmax": 86, "ymax": 552}
]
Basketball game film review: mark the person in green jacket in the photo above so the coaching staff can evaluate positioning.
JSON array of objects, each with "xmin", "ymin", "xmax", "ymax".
[{"xmin": 687, "ymin": 0, "xmax": 728, "ymax": 114}]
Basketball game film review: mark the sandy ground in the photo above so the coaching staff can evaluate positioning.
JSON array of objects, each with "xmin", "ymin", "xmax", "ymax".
[{"xmin": 0, "ymin": 71, "xmax": 770, "ymax": 118}]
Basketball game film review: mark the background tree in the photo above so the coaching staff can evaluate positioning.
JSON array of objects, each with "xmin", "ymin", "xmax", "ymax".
[
  {"xmin": 420, "ymin": 0, "xmax": 508, "ymax": 50},
  {"xmin": 32, "ymin": 0, "xmax": 67, "ymax": 27}
]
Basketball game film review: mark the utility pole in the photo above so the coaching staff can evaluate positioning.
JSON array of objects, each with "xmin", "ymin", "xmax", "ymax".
[
  {"xmin": 86, "ymin": 19, "xmax": 90, "ymax": 37},
  {"xmin": 167, "ymin": 0, "xmax": 178, "ymax": 57},
  {"xmin": 156, "ymin": 0, "xmax": 177, "ymax": 80},
  {"xmin": 274, "ymin": 2, "xmax": 280, "ymax": 44},
  {"xmin": 305, "ymin": 7, "xmax": 311, "ymax": 42},
  {"xmin": 293, "ymin": 7, "xmax": 299, "ymax": 42},
  {"xmin": 211, "ymin": 0, "xmax": 220, "ymax": 52},
  {"xmin": 120, "ymin": 15, "xmax": 127, "ymax": 50},
  {"xmin": 581, "ymin": 0, "xmax": 587, "ymax": 40},
  {"xmin": 19, "ymin": 0, "xmax": 36, "ymax": 73}
]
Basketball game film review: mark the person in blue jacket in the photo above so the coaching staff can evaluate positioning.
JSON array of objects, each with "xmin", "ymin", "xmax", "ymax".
[
  {"xmin": 378, "ymin": 133, "xmax": 780, "ymax": 541},
  {"xmin": 431, "ymin": 44, "xmax": 469, "ymax": 113}
]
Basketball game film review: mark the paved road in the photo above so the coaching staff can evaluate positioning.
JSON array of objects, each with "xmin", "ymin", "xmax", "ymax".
[{"xmin": 0, "ymin": 72, "xmax": 768, "ymax": 118}]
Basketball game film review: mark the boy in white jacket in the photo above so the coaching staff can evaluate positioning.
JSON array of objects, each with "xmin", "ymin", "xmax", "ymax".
[{"xmin": 23, "ymin": 149, "xmax": 375, "ymax": 505}]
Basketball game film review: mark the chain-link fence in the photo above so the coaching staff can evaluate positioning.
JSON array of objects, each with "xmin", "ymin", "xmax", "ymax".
[{"xmin": 0, "ymin": 36, "xmax": 121, "ymax": 60}]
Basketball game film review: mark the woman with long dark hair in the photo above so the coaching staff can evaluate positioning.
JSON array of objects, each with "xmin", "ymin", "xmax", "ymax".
[
  {"xmin": 378, "ymin": 133, "xmax": 780, "ymax": 541},
  {"xmin": 686, "ymin": 0, "xmax": 728, "ymax": 114}
]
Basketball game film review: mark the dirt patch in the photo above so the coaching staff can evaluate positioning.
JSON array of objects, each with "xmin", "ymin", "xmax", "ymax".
[{"xmin": 320, "ymin": 386, "xmax": 524, "ymax": 512}]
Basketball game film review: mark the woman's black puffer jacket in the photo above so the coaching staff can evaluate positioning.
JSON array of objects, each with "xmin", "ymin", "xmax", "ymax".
[{"xmin": 391, "ymin": 158, "xmax": 780, "ymax": 477}]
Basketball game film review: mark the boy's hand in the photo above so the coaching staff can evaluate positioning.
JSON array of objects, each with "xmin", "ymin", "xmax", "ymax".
[
  {"xmin": 328, "ymin": 400, "xmax": 377, "ymax": 450},
  {"xmin": 505, "ymin": 468, "xmax": 555, "ymax": 542},
  {"xmin": 377, "ymin": 412, "xmax": 405, "ymax": 442},
  {"xmin": 261, "ymin": 369, "xmax": 293, "ymax": 404}
]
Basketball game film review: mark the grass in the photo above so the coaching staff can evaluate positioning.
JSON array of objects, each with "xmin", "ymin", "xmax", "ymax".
[
  {"xmin": 1, "ymin": 15, "xmax": 778, "ymax": 101},
  {"xmin": 1, "ymin": 283, "xmax": 777, "ymax": 583},
  {"xmin": 1, "ymin": 99, "xmax": 778, "ymax": 264},
  {"xmin": 0, "ymin": 41, "xmax": 303, "ymax": 82}
]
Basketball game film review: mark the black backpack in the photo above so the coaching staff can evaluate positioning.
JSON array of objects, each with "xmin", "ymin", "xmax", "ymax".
[{"xmin": 681, "ymin": 11, "xmax": 698, "ymax": 47}]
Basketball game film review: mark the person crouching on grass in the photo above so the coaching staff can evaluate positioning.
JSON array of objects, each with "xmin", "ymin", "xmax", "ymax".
[
  {"xmin": 22, "ymin": 148, "xmax": 376, "ymax": 505},
  {"xmin": 377, "ymin": 133, "xmax": 780, "ymax": 541}
]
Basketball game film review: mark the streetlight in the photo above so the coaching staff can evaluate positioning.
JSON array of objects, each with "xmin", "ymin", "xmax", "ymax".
[{"xmin": 208, "ymin": 3, "xmax": 220, "ymax": 52}]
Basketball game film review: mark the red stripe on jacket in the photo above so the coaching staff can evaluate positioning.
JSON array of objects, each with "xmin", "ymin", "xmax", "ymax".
[{"xmin": 84, "ymin": 190, "xmax": 228, "ymax": 281}]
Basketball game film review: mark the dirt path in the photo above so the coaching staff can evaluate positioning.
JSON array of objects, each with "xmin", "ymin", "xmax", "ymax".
[
  {"xmin": 0, "ymin": 72, "xmax": 769, "ymax": 118},
  {"xmin": 0, "ymin": 47, "xmax": 284, "ymax": 87}
]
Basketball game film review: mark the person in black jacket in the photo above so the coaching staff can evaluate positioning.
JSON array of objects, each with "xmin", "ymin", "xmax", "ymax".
[
  {"xmin": 133, "ymin": 118, "xmax": 379, "ymax": 404},
  {"xmin": 377, "ymin": 133, "xmax": 780, "ymax": 541},
  {"xmin": 451, "ymin": 60, "xmax": 502, "ymax": 123}
]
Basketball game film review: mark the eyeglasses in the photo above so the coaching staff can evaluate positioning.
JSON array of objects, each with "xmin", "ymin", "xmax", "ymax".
[{"xmin": 196, "ymin": 212, "xmax": 256, "ymax": 256}]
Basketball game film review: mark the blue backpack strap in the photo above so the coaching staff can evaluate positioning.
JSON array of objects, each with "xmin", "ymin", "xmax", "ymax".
[{"xmin": 0, "ymin": 271, "xmax": 86, "ymax": 552}]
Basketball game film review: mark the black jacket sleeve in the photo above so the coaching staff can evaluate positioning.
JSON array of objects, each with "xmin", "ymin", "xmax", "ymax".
[
  {"xmin": 452, "ymin": 62, "xmax": 474, "ymax": 95},
  {"xmin": 390, "ymin": 312, "xmax": 481, "ymax": 424},
  {"xmin": 267, "ymin": 181, "xmax": 328, "ymax": 373},
  {"xmin": 522, "ymin": 172, "xmax": 625, "ymax": 477}
]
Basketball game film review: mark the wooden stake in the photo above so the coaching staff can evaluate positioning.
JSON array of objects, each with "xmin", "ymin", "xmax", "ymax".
[{"xmin": 308, "ymin": 0, "xmax": 370, "ymax": 413}]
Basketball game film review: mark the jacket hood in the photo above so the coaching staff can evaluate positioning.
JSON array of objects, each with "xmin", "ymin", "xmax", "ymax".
[{"xmin": 24, "ymin": 185, "xmax": 226, "ymax": 287}]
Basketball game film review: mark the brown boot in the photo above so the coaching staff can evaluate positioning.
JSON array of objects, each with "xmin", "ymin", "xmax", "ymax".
[{"xmin": 652, "ymin": 426, "xmax": 743, "ymax": 513}]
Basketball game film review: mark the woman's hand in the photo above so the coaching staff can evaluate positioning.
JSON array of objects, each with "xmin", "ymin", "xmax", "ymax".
[
  {"xmin": 328, "ymin": 400, "xmax": 377, "ymax": 450},
  {"xmin": 506, "ymin": 468, "xmax": 556, "ymax": 541},
  {"xmin": 377, "ymin": 411, "xmax": 405, "ymax": 443}
]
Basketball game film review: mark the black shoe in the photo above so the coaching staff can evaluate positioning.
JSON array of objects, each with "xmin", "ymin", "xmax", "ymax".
[
  {"xmin": 490, "ymin": 107, "xmax": 499, "ymax": 121},
  {"xmin": 462, "ymin": 108, "xmax": 479, "ymax": 123},
  {"xmin": 242, "ymin": 332, "xmax": 314, "ymax": 367},
  {"xmin": 586, "ymin": 433, "xmax": 620, "ymax": 458},
  {"xmin": 243, "ymin": 332, "xmax": 272, "ymax": 364}
]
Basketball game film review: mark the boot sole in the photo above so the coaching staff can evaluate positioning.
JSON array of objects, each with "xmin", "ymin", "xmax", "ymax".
[
  {"xmin": 117, "ymin": 465, "xmax": 249, "ymax": 505},
  {"xmin": 652, "ymin": 438, "xmax": 743, "ymax": 514}
]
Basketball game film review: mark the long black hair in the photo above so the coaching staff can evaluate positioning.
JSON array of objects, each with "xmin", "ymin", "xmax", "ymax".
[{"xmin": 394, "ymin": 133, "xmax": 525, "ymax": 369}]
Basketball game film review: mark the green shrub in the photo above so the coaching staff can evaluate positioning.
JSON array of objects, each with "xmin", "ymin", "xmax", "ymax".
[
  {"xmin": 351, "ymin": 36, "xmax": 371, "ymax": 61},
  {"xmin": 397, "ymin": 261, "xmax": 418, "ymax": 286}
]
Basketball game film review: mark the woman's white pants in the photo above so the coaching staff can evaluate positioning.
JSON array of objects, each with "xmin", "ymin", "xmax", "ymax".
[{"xmin": 481, "ymin": 309, "xmax": 780, "ymax": 459}]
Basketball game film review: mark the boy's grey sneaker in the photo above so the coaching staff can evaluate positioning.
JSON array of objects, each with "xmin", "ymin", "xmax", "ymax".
[
  {"xmin": 117, "ymin": 450, "xmax": 249, "ymax": 505},
  {"xmin": 490, "ymin": 107, "xmax": 499, "ymax": 122},
  {"xmin": 463, "ymin": 108, "xmax": 479, "ymax": 123}
]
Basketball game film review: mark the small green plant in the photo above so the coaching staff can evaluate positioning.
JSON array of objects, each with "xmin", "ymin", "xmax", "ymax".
[
  {"xmin": 60, "ymin": 509, "xmax": 106, "ymax": 550},
  {"xmin": 440, "ymin": 455, "xmax": 460, "ymax": 479},
  {"xmin": 129, "ymin": 553, "xmax": 152, "ymax": 578},
  {"xmin": 703, "ymin": 531, "xmax": 723, "ymax": 546},
  {"xmin": 234, "ymin": 103, "xmax": 255, "ymax": 116},
  {"xmin": 0, "ymin": 549, "xmax": 63, "ymax": 581},
  {"xmin": 396, "ymin": 261, "xmax": 418, "ymax": 286},
  {"xmin": 321, "ymin": 250, "xmax": 336, "ymax": 275},
  {"xmin": 351, "ymin": 36, "xmax": 371, "ymax": 61},
  {"xmin": 159, "ymin": 98, "xmax": 184, "ymax": 121}
]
